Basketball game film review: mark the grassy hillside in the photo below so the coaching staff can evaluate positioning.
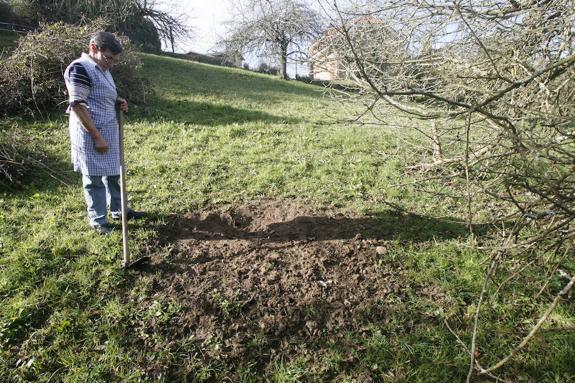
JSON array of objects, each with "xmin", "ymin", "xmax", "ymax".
[
  {"xmin": 0, "ymin": 30, "xmax": 19, "ymax": 53},
  {"xmin": 0, "ymin": 53, "xmax": 573, "ymax": 382}
]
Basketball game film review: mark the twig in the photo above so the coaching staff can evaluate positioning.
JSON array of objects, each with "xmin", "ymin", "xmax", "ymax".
[
  {"xmin": 479, "ymin": 273, "xmax": 575, "ymax": 375},
  {"xmin": 46, "ymin": 367, "xmax": 63, "ymax": 383},
  {"xmin": 464, "ymin": 111, "xmax": 473, "ymax": 233},
  {"xmin": 466, "ymin": 249, "xmax": 503, "ymax": 383},
  {"xmin": 444, "ymin": 318, "xmax": 510, "ymax": 383},
  {"xmin": 494, "ymin": 258, "xmax": 537, "ymax": 297}
]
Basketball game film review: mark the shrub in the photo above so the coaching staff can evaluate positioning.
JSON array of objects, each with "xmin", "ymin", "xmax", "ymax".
[
  {"xmin": 0, "ymin": 120, "xmax": 48, "ymax": 187},
  {"xmin": 0, "ymin": 1, "xmax": 31, "ymax": 26},
  {"xmin": 0, "ymin": 20, "xmax": 150, "ymax": 117},
  {"xmin": 256, "ymin": 62, "xmax": 279, "ymax": 76},
  {"xmin": 294, "ymin": 74, "xmax": 311, "ymax": 82},
  {"xmin": 0, "ymin": 2, "xmax": 15, "ymax": 23}
]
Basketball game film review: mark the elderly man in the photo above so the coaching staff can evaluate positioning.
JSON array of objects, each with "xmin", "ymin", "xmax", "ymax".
[{"xmin": 64, "ymin": 31, "xmax": 144, "ymax": 234}]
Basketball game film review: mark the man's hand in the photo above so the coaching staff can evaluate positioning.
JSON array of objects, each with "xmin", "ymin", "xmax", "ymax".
[
  {"xmin": 94, "ymin": 135, "xmax": 109, "ymax": 153},
  {"xmin": 117, "ymin": 97, "xmax": 128, "ymax": 112}
]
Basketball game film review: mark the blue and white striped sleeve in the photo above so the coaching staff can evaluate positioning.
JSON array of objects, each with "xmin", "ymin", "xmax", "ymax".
[{"xmin": 66, "ymin": 63, "xmax": 91, "ymax": 109}]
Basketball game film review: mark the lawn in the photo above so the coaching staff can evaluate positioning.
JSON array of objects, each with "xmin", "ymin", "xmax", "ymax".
[
  {"xmin": 1, "ymin": 53, "xmax": 574, "ymax": 382},
  {"xmin": 0, "ymin": 30, "xmax": 20, "ymax": 54}
]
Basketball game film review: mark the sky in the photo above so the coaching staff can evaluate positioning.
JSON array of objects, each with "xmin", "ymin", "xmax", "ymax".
[
  {"xmin": 160, "ymin": 0, "xmax": 314, "ymax": 77},
  {"xmin": 176, "ymin": 1, "xmax": 233, "ymax": 54}
]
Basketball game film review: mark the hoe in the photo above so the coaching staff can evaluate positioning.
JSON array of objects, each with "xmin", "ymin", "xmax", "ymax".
[{"xmin": 118, "ymin": 110, "xmax": 150, "ymax": 268}]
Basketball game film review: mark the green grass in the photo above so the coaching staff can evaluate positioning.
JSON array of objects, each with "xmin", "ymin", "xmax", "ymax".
[
  {"xmin": 0, "ymin": 30, "xmax": 20, "ymax": 54},
  {"xmin": 1, "ymin": 53, "xmax": 574, "ymax": 382}
]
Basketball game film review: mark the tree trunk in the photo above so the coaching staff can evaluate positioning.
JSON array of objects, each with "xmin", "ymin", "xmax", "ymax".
[
  {"xmin": 279, "ymin": 43, "xmax": 288, "ymax": 80},
  {"xmin": 432, "ymin": 121, "xmax": 442, "ymax": 163}
]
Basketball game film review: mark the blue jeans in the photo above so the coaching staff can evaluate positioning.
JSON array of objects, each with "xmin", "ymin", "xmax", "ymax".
[{"xmin": 82, "ymin": 174, "xmax": 125, "ymax": 226}]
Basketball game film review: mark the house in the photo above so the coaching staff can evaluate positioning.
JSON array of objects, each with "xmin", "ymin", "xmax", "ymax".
[
  {"xmin": 308, "ymin": 16, "xmax": 388, "ymax": 81},
  {"xmin": 308, "ymin": 27, "xmax": 342, "ymax": 81}
]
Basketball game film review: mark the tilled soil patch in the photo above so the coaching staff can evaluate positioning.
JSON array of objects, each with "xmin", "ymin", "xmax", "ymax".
[{"xmin": 140, "ymin": 200, "xmax": 448, "ymax": 377}]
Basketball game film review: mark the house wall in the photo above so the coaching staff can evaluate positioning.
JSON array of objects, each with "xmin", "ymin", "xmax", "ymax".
[{"xmin": 309, "ymin": 46, "xmax": 341, "ymax": 81}]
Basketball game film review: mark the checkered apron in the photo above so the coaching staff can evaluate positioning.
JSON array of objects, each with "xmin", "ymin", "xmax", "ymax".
[{"xmin": 64, "ymin": 53, "xmax": 120, "ymax": 176}]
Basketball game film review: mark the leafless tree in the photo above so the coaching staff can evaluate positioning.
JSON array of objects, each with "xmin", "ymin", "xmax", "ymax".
[
  {"xmin": 8, "ymin": 0, "xmax": 190, "ymax": 51},
  {"xmin": 317, "ymin": 0, "xmax": 575, "ymax": 379},
  {"xmin": 221, "ymin": 0, "xmax": 324, "ymax": 79}
]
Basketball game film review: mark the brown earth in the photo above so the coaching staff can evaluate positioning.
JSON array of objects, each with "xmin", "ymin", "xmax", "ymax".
[{"xmin": 137, "ymin": 199, "xmax": 456, "ymax": 379}]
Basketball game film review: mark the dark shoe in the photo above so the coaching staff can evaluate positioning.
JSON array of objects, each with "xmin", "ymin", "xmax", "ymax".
[
  {"xmin": 112, "ymin": 210, "xmax": 146, "ymax": 221},
  {"xmin": 92, "ymin": 224, "xmax": 113, "ymax": 235}
]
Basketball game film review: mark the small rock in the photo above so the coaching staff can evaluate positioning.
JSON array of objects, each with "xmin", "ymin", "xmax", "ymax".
[
  {"xmin": 376, "ymin": 246, "xmax": 388, "ymax": 255},
  {"xmin": 305, "ymin": 320, "xmax": 317, "ymax": 333}
]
